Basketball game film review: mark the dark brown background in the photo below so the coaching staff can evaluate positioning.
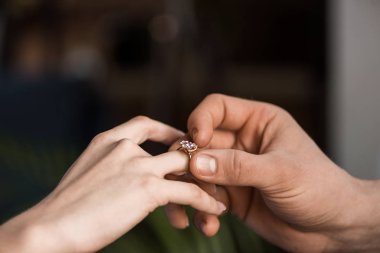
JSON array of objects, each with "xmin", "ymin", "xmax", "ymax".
[{"xmin": 0, "ymin": 1, "xmax": 326, "ymax": 252}]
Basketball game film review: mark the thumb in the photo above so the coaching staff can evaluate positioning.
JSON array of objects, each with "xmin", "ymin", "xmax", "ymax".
[{"xmin": 190, "ymin": 149, "xmax": 281, "ymax": 189}]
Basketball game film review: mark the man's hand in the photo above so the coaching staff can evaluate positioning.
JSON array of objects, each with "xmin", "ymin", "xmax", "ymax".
[{"xmin": 166, "ymin": 94, "xmax": 380, "ymax": 252}]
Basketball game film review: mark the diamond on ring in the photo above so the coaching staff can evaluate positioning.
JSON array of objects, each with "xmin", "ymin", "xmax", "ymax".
[{"xmin": 177, "ymin": 140, "xmax": 198, "ymax": 159}]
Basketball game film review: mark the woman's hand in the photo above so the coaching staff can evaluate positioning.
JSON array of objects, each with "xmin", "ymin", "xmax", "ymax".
[
  {"xmin": 0, "ymin": 116, "xmax": 226, "ymax": 253},
  {"xmin": 165, "ymin": 94, "xmax": 380, "ymax": 252}
]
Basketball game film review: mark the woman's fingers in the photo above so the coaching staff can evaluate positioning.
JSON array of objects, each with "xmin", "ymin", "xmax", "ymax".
[
  {"xmin": 164, "ymin": 203, "xmax": 189, "ymax": 229},
  {"xmin": 164, "ymin": 175, "xmax": 231, "ymax": 236},
  {"xmin": 192, "ymin": 184, "xmax": 229, "ymax": 236},
  {"xmin": 193, "ymin": 211, "xmax": 220, "ymax": 237},
  {"xmin": 109, "ymin": 116, "xmax": 184, "ymax": 146},
  {"xmin": 165, "ymin": 196, "xmax": 226, "ymax": 237},
  {"xmin": 163, "ymin": 175, "xmax": 219, "ymax": 231},
  {"xmin": 144, "ymin": 151, "xmax": 189, "ymax": 177},
  {"xmin": 79, "ymin": 116, "xmax": 183, "ymax": 171},
  {"xmin": 60, "ymin": 116, "xmax": 183, "ymax": 185},
  {"xmin": 87, "ymin": 116, "xmax": 183, "ymax": 160},
  {"xmin": 57, "ymin": 138, "xmax": 150, "ymax": 191},
  {"xmin": 163, "ymin": 174, "xmax": 192, "ymax": 229},
  {"xmin": 157, "ymin": 180, "xmax": 226, "ymax": 215}
]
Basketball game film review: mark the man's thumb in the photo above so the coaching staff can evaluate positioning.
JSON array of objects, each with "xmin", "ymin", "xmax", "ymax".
[{"xmin": 190, "ymin": 149, "xmax": 277, "ymax": 188}]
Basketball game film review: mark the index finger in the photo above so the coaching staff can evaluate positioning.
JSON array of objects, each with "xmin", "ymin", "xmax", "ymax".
[
  {"xmin": 70, "ymin": 116, "xmax": 183, "ymax": 179},
  {"xmin": 110, "ymin": 115, "xmax": 184, "ymax": 146},
  {"xmin": 187, "ymin": 94, "xmax": 267, "ymax": 147}
]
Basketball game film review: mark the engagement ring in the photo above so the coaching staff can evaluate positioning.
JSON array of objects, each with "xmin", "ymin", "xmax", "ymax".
[{"xmin": 177, "ymin": 140, "xmax": 198, "ymax": 159}]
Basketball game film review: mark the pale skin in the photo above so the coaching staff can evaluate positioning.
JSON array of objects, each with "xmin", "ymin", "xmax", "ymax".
[
  {"xmin": 0, "ymin": 116, "xmax": 226, "ymax": 253},
  {"xmin": 1, "ymin": 95, "xmax": 380, "ymax": 253},
  {"xmin": 165, "ymin": 94, "xmax": 380, "ymax": 253}
]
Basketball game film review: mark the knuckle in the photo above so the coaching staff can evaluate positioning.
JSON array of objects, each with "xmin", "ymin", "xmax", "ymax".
[
  {"xmin": 129, "ymin": 156, "xmax": 146, "ymax": 168},
  {"xmin": 205, "ymin": 93, "xmax": 225, "ymax": 101},
  {"xmin": 131, "ymin": 115, "xmax": 154, "ymax": 135},
  {"xmin": 273, "ymin": 106, "xmax": 291, "ymax": 119},
  {"xmin": 230, "ymin": 150, "xmax": 243, "ymax": 183},
  {"xmin": 265, "ymin": 103, "xmax": 291, "ymax": 120},
  {"xmin": 258, "ymin": 102, "xmax": 281, "ymax": 116},
  {"xmin": 91, "ymin": 131, "xmax": 113, "ymax": 146},
  {"xmin": 139, "ymin": 176, "xmax": 155, "ymax": 191},
  {"xmin": 133, "ymin": 115, "xmax": 151, "ymax": 124},
  {"xmin": 257, "ymin": 103, "xmax": 294, "ymax": 129},
  {"xmin": 117, "ymin": 138, "xmax": 135, "ymax": 150}
]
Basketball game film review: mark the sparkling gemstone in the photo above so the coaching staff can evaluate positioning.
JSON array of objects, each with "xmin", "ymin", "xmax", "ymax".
[{"xmin": 179, "ymin": 140, "xmax": 198, "ymax": 152}]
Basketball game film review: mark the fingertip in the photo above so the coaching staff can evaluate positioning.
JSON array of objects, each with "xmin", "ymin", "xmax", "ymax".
[
  {"xmin": 188, "ymin": 126, "xmax": 208, "ymax": 148},
  {"xmin": 178, "ymin": 218, "xmax": 190, "ymax": 229},
  {"xmin": 193, "ymin": 212, "xmax": 220, "ymax": 237},
  {"xmin": 175, "ymin": 129, "xmax": 186, "ymax": 137},
  {"xmin": 202, "ymin": 216, "xmax": 220, "ymax": 237},
  {"xmin": 164, "ymin": 204, "xmax": 189, "ymax": 229},
  {"xmin": 187, "ymin": 113, "xmax": 213, "ymax": 148},
  {"xmin": 172, "ymin": 219, "xmax": 189, "ymax": 230},
  {"xmin": 194, "ymin": 129, "xmax": 212, "ymax": 148}
]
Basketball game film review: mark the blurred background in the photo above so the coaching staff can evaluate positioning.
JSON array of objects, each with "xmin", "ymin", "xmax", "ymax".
[{"xmin": 0, "ymin": 0, "xmax": 379, "ymax": 252}]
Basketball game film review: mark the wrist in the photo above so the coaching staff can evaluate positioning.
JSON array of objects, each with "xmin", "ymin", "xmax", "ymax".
[
  {"xmin": 326, "ymin": 178, "xmax": 380, "ymax": 252},
  {"xmin": 0, "ymin": 206, "xmax": 59, "ymax": 253}
]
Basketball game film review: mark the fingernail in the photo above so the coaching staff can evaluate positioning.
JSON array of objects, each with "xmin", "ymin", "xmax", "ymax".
[
  {"xmin": 196, "ymin": 155, "xmax": 216, "ymax": 176},
  {"xmin": 217, "ymin": 201, "xmax": 226, "ymax": 213},
  {"xmin": 192, "ymin": 128, "xmax": 198, "ymax": 140}
]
